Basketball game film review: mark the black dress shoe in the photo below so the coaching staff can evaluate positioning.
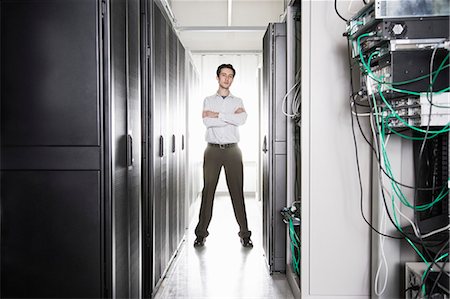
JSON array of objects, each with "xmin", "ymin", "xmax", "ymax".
[
  {"xmin": 240, "ymin": 237, "xmax": 253, "ymax": 248},
  {"xmin": 194, "ymin": 237, "xmax": 205, "ymax": 247}
]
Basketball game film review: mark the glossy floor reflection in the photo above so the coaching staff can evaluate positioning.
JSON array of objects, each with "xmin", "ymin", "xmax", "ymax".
[{"xmin": 154, "ymin": 195, "xmax": 295, "ymax": 299}]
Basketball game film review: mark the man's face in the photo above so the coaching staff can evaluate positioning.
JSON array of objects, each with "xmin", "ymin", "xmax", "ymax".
[{"xmin": 217, "ymin": 68, "xmax": 234, "ymax": 89}]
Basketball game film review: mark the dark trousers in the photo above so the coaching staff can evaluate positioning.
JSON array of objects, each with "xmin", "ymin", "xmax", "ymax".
[{"xmin": 195, "ymin": 144, "xmax": 251, "ymax": 239}]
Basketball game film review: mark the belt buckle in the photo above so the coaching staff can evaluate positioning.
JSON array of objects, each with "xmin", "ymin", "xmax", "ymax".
[{"xmin": 219, "ymin": 144, "xmax": 226, "ymax": 150}]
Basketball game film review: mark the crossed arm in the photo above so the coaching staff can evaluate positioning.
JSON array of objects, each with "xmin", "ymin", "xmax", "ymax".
[
  {"xmin": 202, "ymin": 107, "xmax": 247, "ymax": 127},
  {"xmin": 202, "ymin": 107, "xmax": 245, "ymax": 118}
]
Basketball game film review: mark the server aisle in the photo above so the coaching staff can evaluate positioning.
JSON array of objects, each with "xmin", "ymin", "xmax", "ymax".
[
  {"xmin": 153, "ymin": 195, "xmax": 295, "ymax": 299},
  {"xmin": 1, "ymin": 0, "xmax": 301, "ymax": 298}
]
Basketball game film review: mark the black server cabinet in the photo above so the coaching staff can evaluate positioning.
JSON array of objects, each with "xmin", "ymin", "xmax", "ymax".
[
  {"xmin": 1, "ymin": 0, "xmax": 106, "ymax": 297},
  {"xmin": 141, "ymin": 0, "xmax": 154, "ymax": 297},
  {"xmin": 151, "ymin": 1, "xmax": 169, "ymax": 288},
  {"xmin": 124, "ymin": 0, "xmax": 142, "ymax": 297},
  {"xmin": 110, "ymin": 0, "xmax": 129, "ymax": 297},
  {"xmin": 142, "ymin": 2, "xmax": 189, "ymax": 296},
  {"xmin": 177, "ymin": 41, "xmax": 187, "ymax": 245},
  {"xmin": 262, "ymin": 22, "xmax": 287, "ymax": 273},
  {"xmin": 109, "ymin": 0, "xmax": 142, "ymax": 297},
  {"xmin": 168, "ymin": 26, "xmax": 178, "ymax": 257},
  {"xmin": 1, "ymin": 0, "xmax": 142, "ymax": 297}
]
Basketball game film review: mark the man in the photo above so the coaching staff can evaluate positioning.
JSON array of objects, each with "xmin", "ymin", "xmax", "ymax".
[{"xmin": 194, "ymin": 63, "xmax": 253, "ymax": 248}]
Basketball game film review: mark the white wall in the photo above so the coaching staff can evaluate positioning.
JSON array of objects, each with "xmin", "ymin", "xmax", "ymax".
[
  {"xmin": 301, "ymin": 1, "xmax": 372, "ymax": 298},
  {"xmin": 190, "ymin": 54, "xmax": 261, "ymax": 194}
]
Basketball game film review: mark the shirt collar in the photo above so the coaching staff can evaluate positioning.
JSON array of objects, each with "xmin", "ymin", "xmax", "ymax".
[{"xmin": 216, "ymin": 92, "xmax": 233, "ymax": 99}]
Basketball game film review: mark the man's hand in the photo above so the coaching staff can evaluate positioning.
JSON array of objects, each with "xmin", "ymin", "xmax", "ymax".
[
  {"xmin": 234, "ymin": 107, "xmax": 246, "ymax": 114},
  {"xmin": 202, "ymin": 110, "xmax": 219, "ymax": 118}
]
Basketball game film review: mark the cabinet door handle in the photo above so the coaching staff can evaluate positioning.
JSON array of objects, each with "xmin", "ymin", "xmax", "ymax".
[
  {"xmin": 263, "ymin": 136, "xmax": 268, "ymax": 153},
  {"xmin": 182, "ymin": 134, "xmax": 185, "ymax": 150},
  {"xmin": 172, "ymin": 134, "xmax": 176, "ymax": 153},
  {"xmin": 127, "ymin": 134, "xmax": 133, "ymax": 167},
  {"xmin": 159, "ymin": 136, "xmax": 164, "ymax": 157}
]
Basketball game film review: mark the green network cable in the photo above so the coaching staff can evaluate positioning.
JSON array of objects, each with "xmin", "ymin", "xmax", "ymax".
[
  {"xmin": 373, "ymin": 97, "xmax": 431, "ymax": 269},
  {"xmin": 360, "ymin": 58, "xmax": 449, "ymax": 136},
  {"xmin": 384, "ymin": 117, "xmax": 447, "ymax": 141},
  {"xmin": 390, "ymin": 193, "xmax": 430, "ymax": 266},
  {"xmin": 387, "ymin": 52, "xmax": 450, "ymax": 96},
  {"xmin": 386, "ymin": 126, "xmax": 443, "ymax": 140},
  {"xmin": 357, "ymin": 33, "xmax": 450, "ymax": 113},
  {"xmin": 358, "ymin": 33, "xmax": 450, "ymax": 118},
  {"xmin": 389, "ymin": 86, "xmax": 450, "ymax": 97},
  {"xmin": 374, "ymin": 96, "xmax": 448, "ymax": 279},
  {"xmin": 367, "ymin": 50, "xmax": 380, "ymax": 66},
  {"xmin": 356, "ymin": 33, "xmax": 450, "ymax": 88},
  {"xmin": 378, "ymin": 84, "xmax": 450, "ymax": 134},
  {"xmin": 378, "ymin": 105, "xmax": 448, "ymax": 211},
  {"xmin": 378, "ymin": 107, "xmax": 449, "ymax": 212},
  {"xmin": 289, "ymin": 219, "xmax": 300, "ymax": 276},
  {"xmin": 421, "ymin": 253, "xmax": 449, "ymax": 296},
  {"xmin": 355, "ymin": 27, "xmax": 450, "ymax": 296},
  {"xmin": 389, "ymin": 51, "xmax": 449, "ymax": 87},
  {"xmin": 364, "ymin": 40, "xmax": 450, "ymax": 212}
]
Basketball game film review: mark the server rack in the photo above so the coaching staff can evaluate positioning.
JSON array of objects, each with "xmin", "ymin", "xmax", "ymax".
[
  {"xmin": 346, "ymin": 2, "xmax": 450, "ymax": 297},
  {"xmin": 118, "ymin": 0, "xmax": 142, "ymax": 297},
  {"xmin": 1, "ymin": 0, "xmax": 108, "ymax": 297},
  {"xmin": 141, "ymin": 0, "xmax": 154, "ymax": 296},
  {"xmin": 168, "ymin": 26, "xmax": 178, "ymax": 257},
  {"xmin": 150, "ymin": 1, "xmax": 169, "ymax": 288},
  {"xmin": 142, "ymin": 1, "xmax": 189, "ymax": 296},
  {"xmin": 1, "ymin": 0, "xmax": 190, "ymax": 297},
  {"xmin": 178, "ymin": 40, "xmax": 187, "ymax": 248},
  {"xmin": 262, "ymin": 22, "xmax": 287, "ymax": 273},
  {"xmin": 0, "ymin": 0, "xmax": 143, "ymax": 297}
]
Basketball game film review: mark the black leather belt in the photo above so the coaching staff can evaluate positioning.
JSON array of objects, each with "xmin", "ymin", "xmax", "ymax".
[{"xmin": 208, "ymin": 143, "xmax": 237, "ymax": 149}]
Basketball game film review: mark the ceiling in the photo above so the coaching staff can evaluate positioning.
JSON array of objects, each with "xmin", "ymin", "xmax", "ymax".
[{"xmin": 166, "ymin": 0, "xmax": 287, "ymax": 52}]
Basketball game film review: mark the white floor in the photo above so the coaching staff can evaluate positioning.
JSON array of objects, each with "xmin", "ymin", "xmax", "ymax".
[{"xmin": 153, "ymin": 195, "xmax": 296, "ymax": 299}]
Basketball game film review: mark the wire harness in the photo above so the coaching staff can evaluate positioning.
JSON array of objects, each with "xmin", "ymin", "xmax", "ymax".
[
  {"xmin": 281, "ymin": 202, "xmax": 300, "ymax": 276},
  {"xmin": 344, "ymin": 2, "xmax": 450, "ymax": 297}
]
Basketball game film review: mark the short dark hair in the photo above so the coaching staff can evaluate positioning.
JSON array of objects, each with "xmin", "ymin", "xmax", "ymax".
[{"xmin": 216, "ymin": 64, "xmax": 236, "ymax": 77}]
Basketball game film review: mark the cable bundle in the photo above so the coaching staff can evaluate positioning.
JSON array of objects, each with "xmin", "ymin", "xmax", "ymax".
[
  {"xmin": 345, "ymin": 14, "xmax": 450, "ymax": 297},
  {"xmin": 281, "ymin": 203, "xmax": 300, "ymax": 276}
]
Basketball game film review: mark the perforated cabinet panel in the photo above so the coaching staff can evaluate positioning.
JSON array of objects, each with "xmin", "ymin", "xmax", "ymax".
[
  {"xmin": 1, "ymin": 171, "xmax": 101, "ymax": 298},
  {"xmin": 168, "ymin": 27, "xmax": 178, "ymax": 256},
  {"xmin": 152, "ymin": 2, "xmax": 168, "ymax": 284},
  {"xmin": 0, "ymin": 1, "xmax": 106, "ymax": 298},
  {"xmin": 1, "ymin": 0, "xmax": 99, "ymax": 146}
]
